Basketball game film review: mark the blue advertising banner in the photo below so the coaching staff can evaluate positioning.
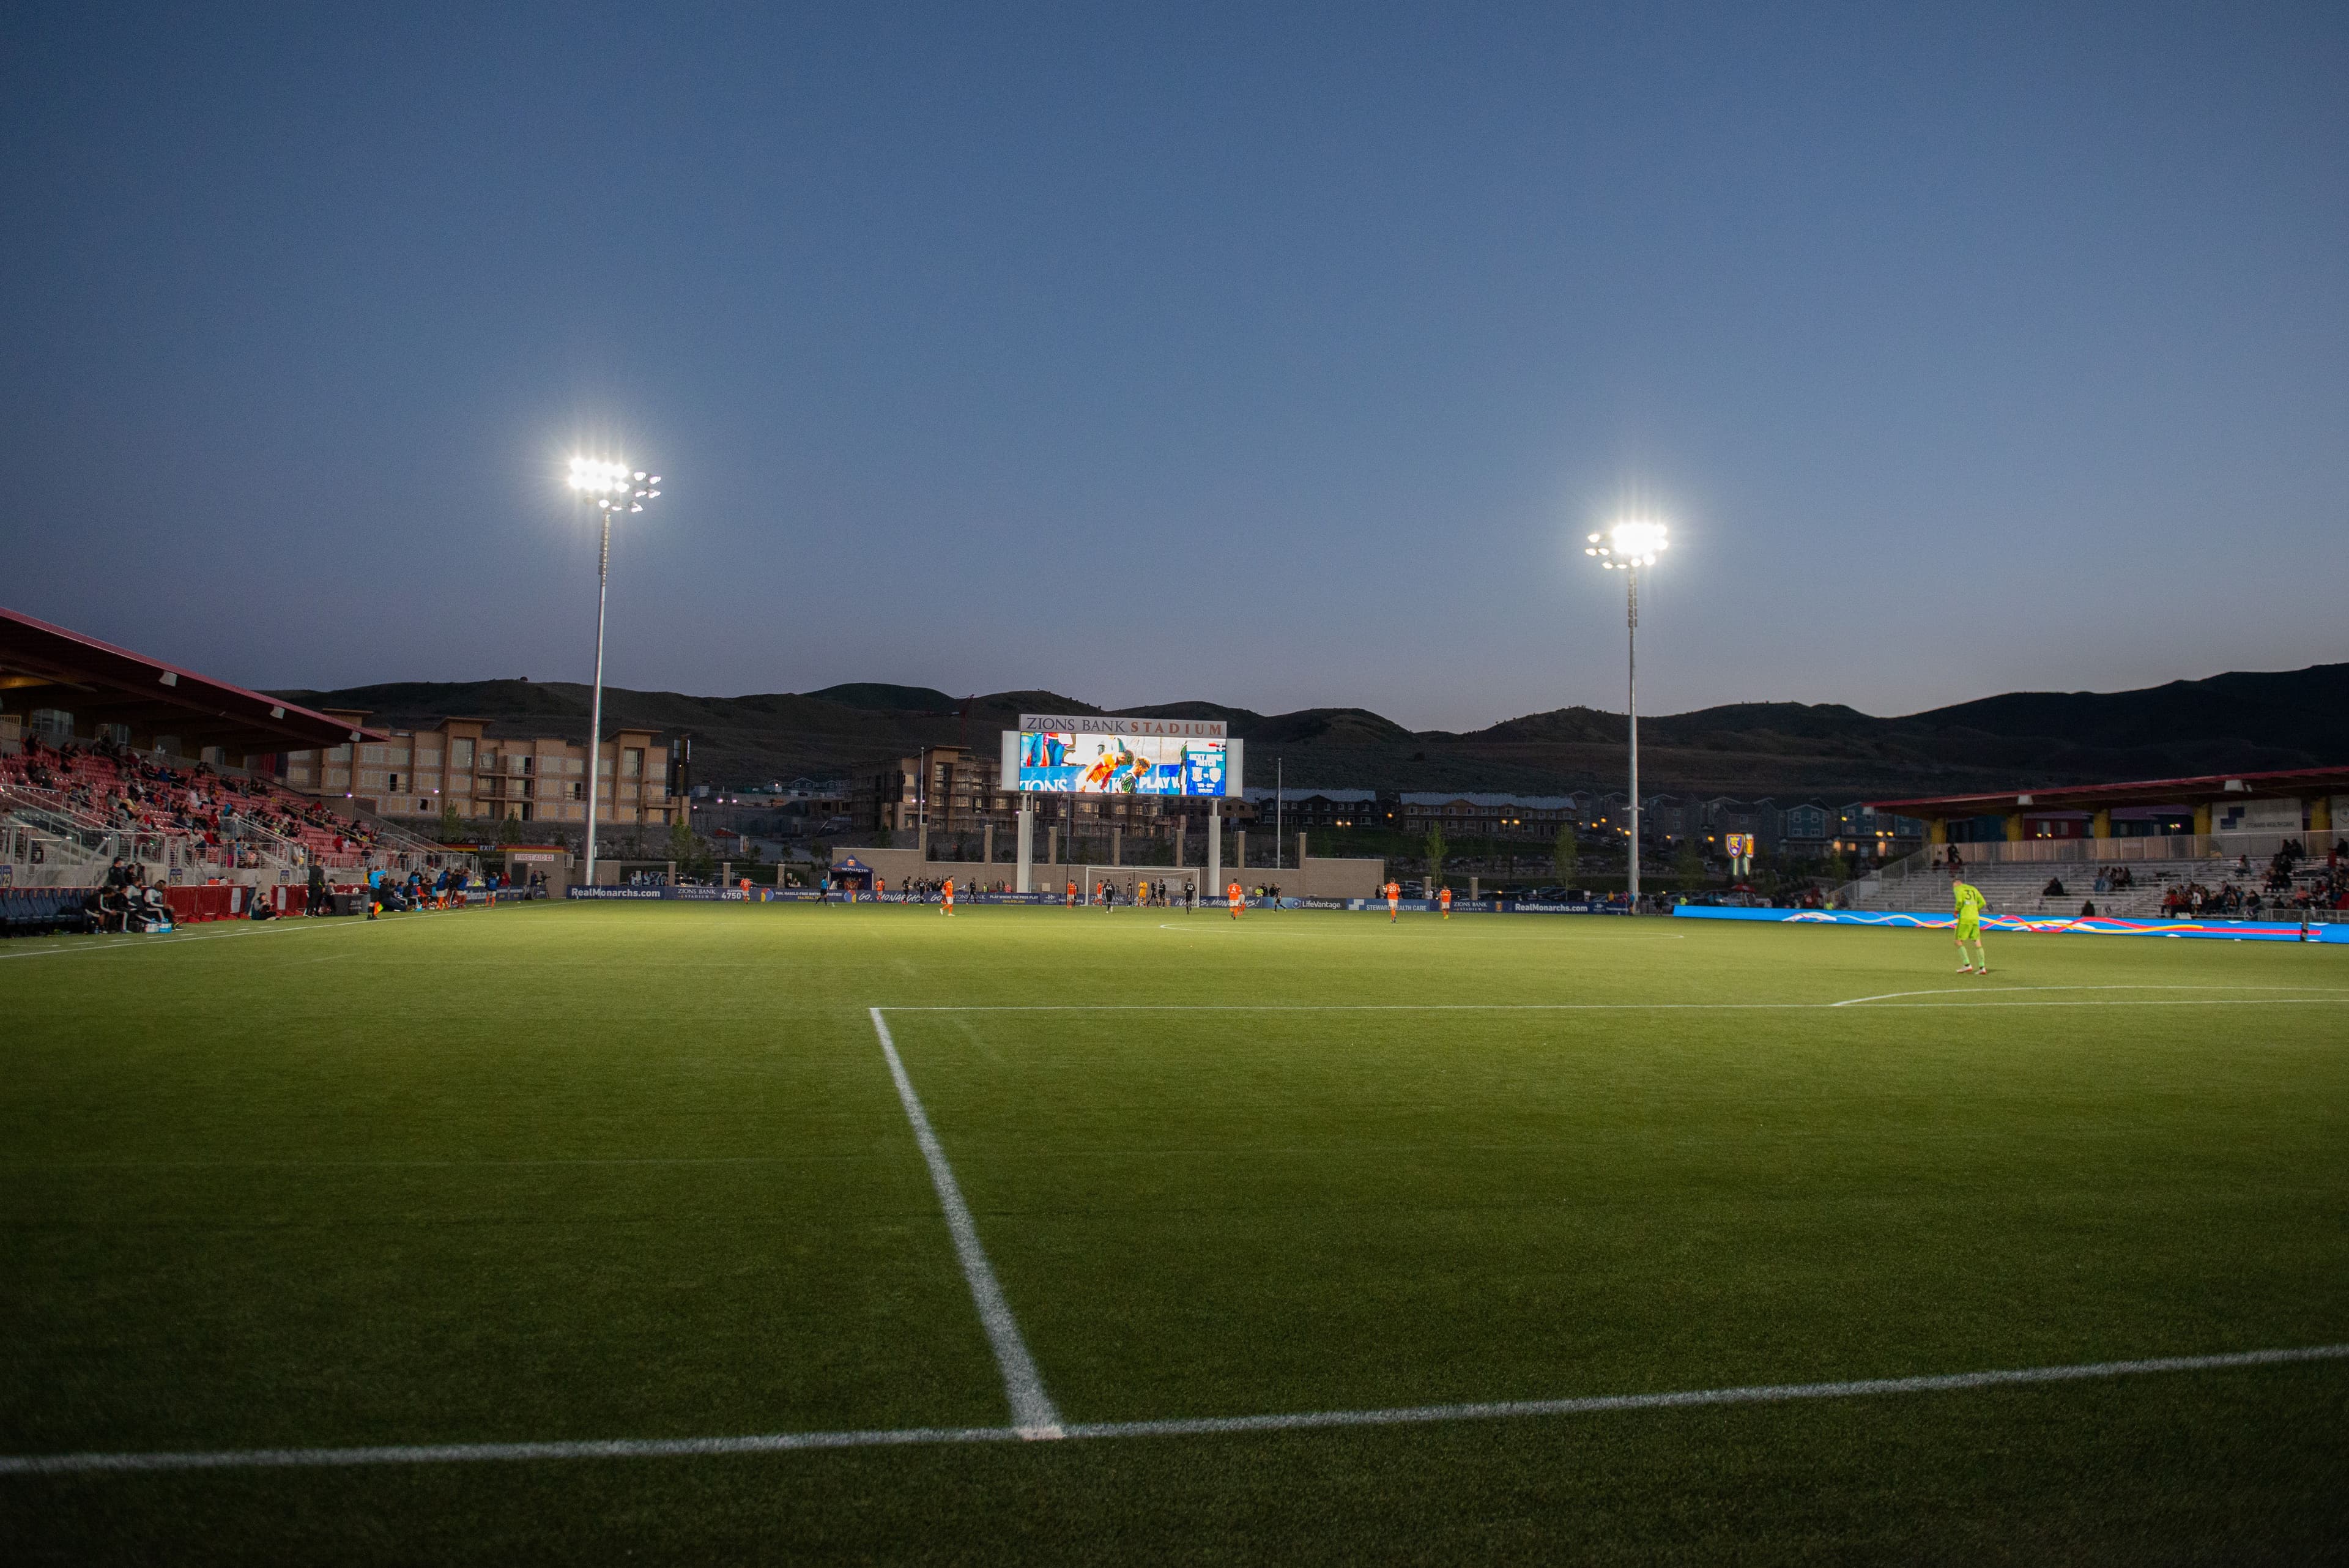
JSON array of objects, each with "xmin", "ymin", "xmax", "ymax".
[{"xmin": 1670, "ymin": 903, "xmax": 2349, "ymax": 944}]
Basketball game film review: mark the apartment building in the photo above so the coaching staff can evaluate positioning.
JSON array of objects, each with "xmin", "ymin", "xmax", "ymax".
[{"xmin": 278, "ymin": 713, "xmax": 676, "ymax": 827}]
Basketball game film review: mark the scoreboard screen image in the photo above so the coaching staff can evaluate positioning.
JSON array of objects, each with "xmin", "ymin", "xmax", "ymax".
[{"xmin": 1005, "ymin": 716, "xmax": 1239, "ymax": 798}]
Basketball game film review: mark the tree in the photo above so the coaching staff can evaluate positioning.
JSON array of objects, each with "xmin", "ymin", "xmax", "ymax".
[
  {"xmin": 496, "ymin": 813, "xmax": 522, "ymax": 846},
  {"xmin": 875, "ymin": 826, "xmax": 894, "ymax": 849},
  {"xmin": 667, "ymin": 816, "xmax": 696, "ymax": 865},
  {"xmin": 1553, "ymin": 823, "xmax": 1579, "ymax": 883},
  {"xmin": 438, "ymin": 800, "xmax": 463, "ymax": 841},
  {"xmin": 1675, "ymin": 836, "xmax": 1705, "ymax": 889},
  {"xmin": 1424, "ymin": 825, "xmax": 1447, "ymax": 888}
]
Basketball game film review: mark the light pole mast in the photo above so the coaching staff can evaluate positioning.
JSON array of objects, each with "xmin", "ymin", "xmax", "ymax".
[
  {"xmin": 1625, "ymin": 560, "xmax": 1639, "ymax": 901},
  {"xmin": 1586, "ymin": 521, "xmax": 1668, "ymax": 907},
  {"xmin": 570, "ymin": 457, "xmax": 661, "ymax": 891},
  {"xmin": 587, "ymin": 507, "xmax": 611, "ymax": 883}
]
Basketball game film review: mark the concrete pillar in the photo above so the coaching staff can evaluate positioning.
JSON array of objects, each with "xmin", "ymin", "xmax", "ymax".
[
  {"xmin": 1234, "ymin": 829, "xmax": 1247, "ymax": 872},
  {"xmin": 2004, "ymin": 812, "xmax": 2025, "ymax": 842},
  {"xmin": 665, "ymin": 860, "xmax": 676, "ymax": 886},
  {"xmin": 983, "ymin": 821, "xmax": 995, "ymax": 864},
  {"xmin": 2090, "ymin": 808, "xmax": 2112, "ymax": 839},
  {"xmin": 1208, "ymin": 808, "xmax": 1223, "ymax": 894},
  {"xmin": 719, "ymin": 861, "xmax": 730, "ymax": 887},
  {"xmin": 1469, "ymin": 875, "xmax": 1479, "ymax": 902},
  {"xmin": 1046, "ymin": 826, "xmax": 1058, "ymax": 866},
  {"xmin": 1016, "ymin": 804, "xmax": 1034, "ymax": 893},
  {"xmin": 1111, "ymin": 826, "xmax": 1122, "ymax": 866},
  {"xmin": 1297, "ymin": 831, "xmax": 1308, "ymax": 867},
  {"xmin": 1171, "ymin": 816, "xmax": 1185, "ymax": 867}
]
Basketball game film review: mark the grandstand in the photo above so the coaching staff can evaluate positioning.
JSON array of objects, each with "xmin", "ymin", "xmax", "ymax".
[
  {"xmin": 0, "ymin": 606, "xmax": 472, "ymax": 919},
  {"xmin": 1845, "ymin": 770, "xmax": 2349, "ymax": 919}
]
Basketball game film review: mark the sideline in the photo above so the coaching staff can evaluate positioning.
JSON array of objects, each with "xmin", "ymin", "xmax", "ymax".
[
  {"xmin": 0, "ymin": 900, "xmax": 537, "ymax": 961},
  {"xmin": 1152, "ymin": 922, "xmax": 1685, "ymax": 938},
  {"xmin": 1830, "ymin": 983, "xmax": 2342, "ymax": 1008},
  {"xmin": 6, "ymin": 1342, "xmax": 2339, "ymax": 1476},
  {"xmin": 884, "ymin": 991, "xmax": 2348, "ymax": 1014}
]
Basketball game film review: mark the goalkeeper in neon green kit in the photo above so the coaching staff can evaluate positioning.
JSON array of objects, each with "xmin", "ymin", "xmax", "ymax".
[{"xmin": 1953, "ymin": 879, "xmax": 1989, "ymax": 973}]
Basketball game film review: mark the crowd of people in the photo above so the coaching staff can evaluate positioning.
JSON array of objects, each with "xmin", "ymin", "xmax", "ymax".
[
  {"xmin": 2161, "ymin": 839, "xmax": 2349, "ymax": 918},
  {"xmin": 4, "ymin": 735, "xmax": 393, "ymax": 869}
]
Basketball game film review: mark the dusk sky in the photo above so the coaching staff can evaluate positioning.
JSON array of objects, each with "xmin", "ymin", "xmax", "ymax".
[{"xmin": 5, "ymin": 4, "xmax": 2343, "ymax": 731}]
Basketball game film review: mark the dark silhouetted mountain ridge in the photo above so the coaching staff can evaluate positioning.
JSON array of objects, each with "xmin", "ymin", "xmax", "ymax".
[{"xmin": 273, "ymin": 663, "xmax": 2347, "ymax": 800}]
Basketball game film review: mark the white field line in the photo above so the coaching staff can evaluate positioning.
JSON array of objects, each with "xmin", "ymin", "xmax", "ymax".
[
  {"xmin": 886, "ymin": 993, "xmax": 2348, "ymax": 1014},
  {"xmin": 0, "ymin": 918, "xmax": 384, "ymax": 961},
  {"xmin": 6, "ymin": 1342, "xmax": 2340, "ymax": 1476},
  {"xmin": 0, "ymin": 902, "xmax": 510, "ymax": 962},
  {"xmin": 1152, "ymin": 922, "xmax": 1685, "ymax": 938},
  {"xmin": 1829, "ymin": 984, "xmax": 2342, "ymax": 1008},
  {"xmin": 869, "ymin": 1007, "xmax": 1063, "ymax": 1436}
]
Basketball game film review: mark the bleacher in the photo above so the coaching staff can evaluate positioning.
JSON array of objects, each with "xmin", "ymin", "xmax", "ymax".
[
  {"xmin": 2, "ymin": 741, "xmax": 463, "ymax": 890},
  {"xmin": 1841, "ymin": 847, "xmax": 2346, "ymax": 921}
]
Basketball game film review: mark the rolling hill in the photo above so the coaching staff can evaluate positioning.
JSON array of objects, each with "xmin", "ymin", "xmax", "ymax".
[{"xmin": 272, "ymin": 662, "xmax": 2349, "ymax": 801}]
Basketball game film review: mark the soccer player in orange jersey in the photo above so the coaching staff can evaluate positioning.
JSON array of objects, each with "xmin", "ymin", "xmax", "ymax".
[
  {"xmin": 1066, "ymin": 879, "xmax": 1077, "ymax": 908},
  {"xmin": 1438, "ymin": 885, "xmax": 1452, "ymax": 919},
  {"xmin": 1384, "ymin": 880, "xmax": 1401, "ymax": 921},
  {"xmin": 941, "ymin": 877, "xmax": 954, "ymax": 916},
  {"xmin": 1227, "ymin": 880, "xmax": 1243, "ymax": 918}
]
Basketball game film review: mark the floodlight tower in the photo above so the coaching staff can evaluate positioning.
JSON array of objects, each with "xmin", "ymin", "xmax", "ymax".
[
  {"xmin": 1585, "ymin": 521, "xmax": 1669, "ymax": 903},
  {"xmin": 570, "ymin": 456, "xmax": 661, "ymax": 889}
]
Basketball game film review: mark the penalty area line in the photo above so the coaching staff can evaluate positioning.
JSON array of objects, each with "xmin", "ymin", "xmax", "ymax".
[
  {"xmin": 7, "ymin": 1343, "xmax": 2341, "ymax": 1476},
  {"xmin": 869, "ymin": 1007, "xmax": 1063, "ymax": 1436}
]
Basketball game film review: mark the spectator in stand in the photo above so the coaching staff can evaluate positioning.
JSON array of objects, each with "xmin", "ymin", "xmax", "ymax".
[{"xmin": 2043, "ymin": 875, "xmax": 2066, "ymax": 897}]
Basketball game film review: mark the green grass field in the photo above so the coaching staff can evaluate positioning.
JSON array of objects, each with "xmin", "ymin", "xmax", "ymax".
[{"xmin": 4, "ymin": 901, "xmax": 2346, "ymax": 1563}]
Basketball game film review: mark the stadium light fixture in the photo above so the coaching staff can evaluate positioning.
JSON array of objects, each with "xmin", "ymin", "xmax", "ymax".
[
  {"xmin": 570, "ymin": 455, "xmax": 663, "ymax": 889},
  {"xmin": 1584, "ymin": 520, "xmax": 1669, "ymax": 902}
]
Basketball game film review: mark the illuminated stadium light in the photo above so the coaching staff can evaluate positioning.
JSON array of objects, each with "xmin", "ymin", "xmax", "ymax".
[
  {"xmin": 1584, "ymin": 519, "xmax": 1669, "ymax": 569},
  {"xmin": 570, "ymin": 453, "xmax": 665, "ymax": 887},
  {"xmin": 1587, "ymin": 519, "xmax": 1670, "ymax": 901}
]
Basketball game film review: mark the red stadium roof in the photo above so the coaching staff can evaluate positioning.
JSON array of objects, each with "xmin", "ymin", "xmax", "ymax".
[
  {"xmin": 1870, "ymin": 766, "xmax": 2349, "ymax": 816},
  {"xmin": 0, "ymin": 604, "xmax": 383, "ymax": 755}
]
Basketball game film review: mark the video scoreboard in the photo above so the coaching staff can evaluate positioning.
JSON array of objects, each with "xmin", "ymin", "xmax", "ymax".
[{"xmin": 1001, "ymin": 714, "xmax": 1241, "ymax": 798}]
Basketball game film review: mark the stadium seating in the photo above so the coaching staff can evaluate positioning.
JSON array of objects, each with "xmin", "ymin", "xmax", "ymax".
[
  {"xmin": 1841, "ymin": 851, "xmax": 2345, "ymax": 920},
  {"xmin": 1, "ymin": 740, "xmax": 465, "ymax": 891},
  {"xmin": 0, "ymin": 886, "xmax": 95, "ymax": 937}
]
